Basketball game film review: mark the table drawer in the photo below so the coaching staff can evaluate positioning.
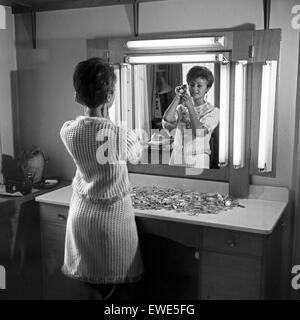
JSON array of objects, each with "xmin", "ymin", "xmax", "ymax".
[
  {"xmin": 40, "ymin": 204, "xmax": 68, "ymax": 225},
  {"xmin": 203, "ymin": 227, "xmax": 264, "ymax": 257}
]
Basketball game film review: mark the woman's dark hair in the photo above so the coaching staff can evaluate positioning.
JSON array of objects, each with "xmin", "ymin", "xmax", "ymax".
[
  {"xmin": 186, "ymin": 66, "xmax": 214, "ymax": 88},
  {"xmin": 73, "ymin": 57, "xmax": 116, "ymax": 108}
]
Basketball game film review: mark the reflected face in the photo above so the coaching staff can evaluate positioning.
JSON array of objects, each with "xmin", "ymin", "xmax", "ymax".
[{"xmin": 188, "ymin": 77, "xmax": 209, "ymax": 101}]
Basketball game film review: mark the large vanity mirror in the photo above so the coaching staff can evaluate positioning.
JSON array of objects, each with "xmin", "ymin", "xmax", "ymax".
[
  {"xmin": 87, "ymin": 29, "xmax": 281, "ymax": 184},
  {"xmin": 112, "ymin": 61, "xmax": 224, "ymax": 171},
  {"xmin": 109, "ymin": 54, "xmax": 230, "ymax": 180}
]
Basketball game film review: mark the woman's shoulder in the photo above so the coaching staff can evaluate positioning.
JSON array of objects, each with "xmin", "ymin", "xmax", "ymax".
[
  {"xmin": 207, "ymin": 103, "xmax": 219, "ymax": 115},
  {"xmin": 60, "ymin": 119, "xmax": 77, "ymax": 133}
]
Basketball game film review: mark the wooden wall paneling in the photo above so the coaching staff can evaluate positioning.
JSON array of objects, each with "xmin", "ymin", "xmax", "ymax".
[
  {"xmin": 231, "ymin": 30, "xmax": 254, "ymax": 62},
  {"xmin": 108, "ymin": 38, "xmax": 127, "ymax": 64},
  {"xmin": 253, "ymin": 29, "xmax": 281, "ymax": 62}
]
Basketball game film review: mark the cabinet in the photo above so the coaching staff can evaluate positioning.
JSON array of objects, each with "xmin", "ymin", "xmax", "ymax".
[
  {"xmin": 37, "ymin": 199, "xmax": 283, "ymax": 300},
  {"xmin": 1, "ymin": 182, "xmax": 71, "ymax": 300},
  {"xmin": 0, "ymin": 200, "xmax": 16, "ymax": 299},
  {"xmin": 137, "ymin": 220, "xmax": 282, "ymax": 300},
  {"xmin": 40, "ymin": 204, "xmax": 89, "ymax": 299},
  {"xmin": 201, "ymin": 228, "xmax": 263, "ymax": 300}
]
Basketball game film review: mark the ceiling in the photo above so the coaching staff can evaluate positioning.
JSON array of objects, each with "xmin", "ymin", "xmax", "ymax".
[{"xmin": 0, "ymin": 0, "xmax": 165, "ymax": 13}]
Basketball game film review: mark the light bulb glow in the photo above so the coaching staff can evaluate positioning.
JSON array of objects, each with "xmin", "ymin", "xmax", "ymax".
[
  {"xmin": 120, "ymin": 64, "xmax": 132, "ymax": 129},
  {"xmin": 110, "ymin": 67, "xmax": 121, "ymax": 125},
  {"xmin": 126, "ymin": 37, "xmax": 225, "ymax": 50},
  {"xmin": 233, "ymin": 61, "xmax": 247, "ymax": 169},
  {"xmin": 219, "ymin": 63, "xmax": 230, "ymax": 167},
  {"xmin": 125, "ymin": 53, "xmax": 225, "ymax": 64},
  {"xmin": 258, "ymin": 61, "xmax": 277, "ymax": 172}
]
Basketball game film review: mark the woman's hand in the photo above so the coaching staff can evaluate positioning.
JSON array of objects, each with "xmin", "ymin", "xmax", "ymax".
[
  {"xmin": 181, "ymin": 93, "xmax": 193, "ymax": 109},
  {"xmin": 175, "ymin": 84, "xmax": 187, "ymax": 97}
]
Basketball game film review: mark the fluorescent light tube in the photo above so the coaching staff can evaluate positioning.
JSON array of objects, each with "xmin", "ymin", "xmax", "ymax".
[
  {"xmin": 110, "ymin": 67, "xmax": 121, "ymax": 125},
  {"xmin": 126, "ymin": 37, "xmax": 224, "ymax": 50},
  {"xmin": 258, "ymin": 61, "xmax": 277, "ymax": 172},
  {"xmin": 233, "ymin": 61, "xmax": 247, "ymax": 169},
  {"xmin": 219, "ymin": 63, "xmax": 230, "ymax": 167},
  {"xmin": 120, "ymin": 64, "xmax": 132, "ymax": 129},
  {"xmin": 125, "ymin": 53, "xmax": 225, "ymax": 64}
]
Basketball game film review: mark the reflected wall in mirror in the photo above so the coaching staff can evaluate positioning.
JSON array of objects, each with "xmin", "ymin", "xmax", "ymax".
[{"xmin": 110, "ymin": 61, "xmax": 230, "ymax": 170}]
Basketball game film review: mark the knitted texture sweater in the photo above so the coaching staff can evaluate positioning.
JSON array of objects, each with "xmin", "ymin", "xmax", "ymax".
[{"xmin": 60, "ymin": 116, "xmax": 144, "ymax": 284}]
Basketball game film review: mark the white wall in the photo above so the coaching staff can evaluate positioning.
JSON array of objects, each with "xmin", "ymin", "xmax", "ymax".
[
  {"xmin": 0, "ymin": 6, "xmax": 17, "ymax": 182},
  {"xmin": 15, "ymin": 0, "xmax": 299, "ymax": 189}
]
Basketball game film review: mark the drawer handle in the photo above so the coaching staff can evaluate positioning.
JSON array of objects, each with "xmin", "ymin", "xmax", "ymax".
[
  {"xmin": 227, "ymin": 239, "xmax": 237, "ymax": 247},
  {"xmin": 57, "ymin": 214, "xmax": 67, "ymax": 221}
]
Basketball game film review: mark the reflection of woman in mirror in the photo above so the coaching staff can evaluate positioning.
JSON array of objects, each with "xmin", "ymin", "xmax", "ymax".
[{"xmin": 162, "ymin": 66, "xmax": 219, "ymax": 169}]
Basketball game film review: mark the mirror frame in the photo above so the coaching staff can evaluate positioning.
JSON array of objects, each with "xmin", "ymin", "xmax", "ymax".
[{"xmin": 87, "ymin": 28, "xmax": 281, "ymax": 197}]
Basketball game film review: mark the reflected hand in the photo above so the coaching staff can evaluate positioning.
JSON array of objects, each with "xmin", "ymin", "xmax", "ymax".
[
  {"xmin": 181, "ymin": 93, "xmax": 193, "ymax": 109},
  {"xmin": 175, "ymin": 84, "xmax": 187, "ymax": 96}
]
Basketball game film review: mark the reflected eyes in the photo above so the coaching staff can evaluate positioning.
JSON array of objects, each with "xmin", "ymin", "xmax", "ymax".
[{"xmin": 189, "ymin": 84, "xmax": 202, "ymax": 89}]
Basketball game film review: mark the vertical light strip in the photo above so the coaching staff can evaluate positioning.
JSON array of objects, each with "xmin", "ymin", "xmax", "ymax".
[
  {"xmin": 133, "ymin": 64, "xmax": 150, "ymax": 136},
  {"xmin": 258, "ymin": 61, "xmax": 277, "ymax": 172},
  {"xmin": 0, "ymin": 6, "xmax": 6, "ymax": 30},
  {"xmin": 219, "ymin": 63, "xmax": 230, "ymax": 166},
  {"xmin": 120, "ymin": 64, "xmax": 133, "ymax": 129},
  {"xmin": 233, "ymin": 61, "xmax": 247, "ymax": 169},
  {"xmin": 109, "ymin": 66, "xmax": 121, "ymax": 125}
]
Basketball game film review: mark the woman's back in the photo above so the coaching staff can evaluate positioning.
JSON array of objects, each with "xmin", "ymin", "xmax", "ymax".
[{"xmin": 60, "ymin": 115, "xmax": 141, "ymax": 201}]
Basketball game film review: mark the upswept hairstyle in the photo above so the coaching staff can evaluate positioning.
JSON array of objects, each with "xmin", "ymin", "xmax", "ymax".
[
  {"xmin": 186, "ymin": 65, "xmax": 214, "ymax": 88},
  {"xmin": 73, "ymin": 57, "xmax": 116, "ymax": 109}
]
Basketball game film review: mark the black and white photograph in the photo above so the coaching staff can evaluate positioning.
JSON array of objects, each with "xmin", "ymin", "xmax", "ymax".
[{"xmin": 0, "ymin": 0, "xmax": 300, "ymax": 308}]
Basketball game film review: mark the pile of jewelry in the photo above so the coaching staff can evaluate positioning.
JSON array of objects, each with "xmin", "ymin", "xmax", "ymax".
[{"xmin": 131, "ymin": 185, "xmax": 244, "ymax": 216}]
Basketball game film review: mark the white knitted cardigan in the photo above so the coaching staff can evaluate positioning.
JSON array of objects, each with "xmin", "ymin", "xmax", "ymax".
[{"xmin": 59, "ymin": 116, "xmax": 144, "ymax": 284}]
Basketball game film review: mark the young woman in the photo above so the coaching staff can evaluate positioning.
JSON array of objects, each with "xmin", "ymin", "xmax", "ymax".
[
  {"xmin": 162, "ymin": 66, "xmax": 219, "ymax": 169},
  {"xmin": 60, "ymin": 57, "xmax": 144, "ymax": 300}
]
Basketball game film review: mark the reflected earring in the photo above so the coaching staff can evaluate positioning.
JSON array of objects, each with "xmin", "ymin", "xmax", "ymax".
[{"xmin": 204, "ymin": 92, "xmax": 208, "ymax": 103}]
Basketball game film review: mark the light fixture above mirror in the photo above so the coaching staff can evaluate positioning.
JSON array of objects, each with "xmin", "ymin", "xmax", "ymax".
[
  {"xmin": 125, "ymin": 53, "xmax": 229, "ymax": 64},
  {"xmin": 126, "ymin": 36, "xmax": 225, "ymax": 50}
]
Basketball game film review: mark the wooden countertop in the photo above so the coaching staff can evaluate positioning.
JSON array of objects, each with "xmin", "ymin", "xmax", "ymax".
[{"xmin": 35, "ymin": 177, "xmax": 289, "ymax": 235}]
